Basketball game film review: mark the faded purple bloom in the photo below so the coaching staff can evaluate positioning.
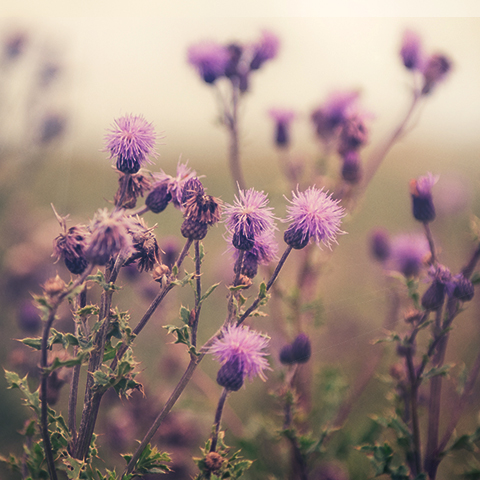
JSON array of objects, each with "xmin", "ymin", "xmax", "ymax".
[
  {"xmin": 291, "ymin": 333, "xmax": 312, "ymax": 363},
  {"xmin": 337, "ymin": 115, "xmax": 369, "ymax": 156},
  {"xmin": 150, "ymin": 161, "xmax": 198, "ymax": 209},
  {"xmin": 268, "ymin": 108, "xmax": 296, "ymax": 148},
  {"xmin": 105, "ymin": 114, "xmax": 158, "ymax": 174},
  {"xmin": 210, "ymin": 325, "xmax": 270, "ymax": 382},
  {"xmin": 249, "ymin": 30, "xmax": 280, "ymax": 70},
  {"xmin": 341, "ymin": 150, "xmax": 362, "ymax": 184},
  {"xmin": 370, "ymin": 228, "xmax": 391, "ymax": 262},
  {"xmin": 450, "ymin": 274, "xmax": 474, "ymax": 302},
  {"xmin": 311, "ymin": 91, "xmax": 359, "ymax": 141},
  {"xmin": 188, "ymin": 40, "xmax": 230, "ymax": 84},
  {"xmin": 400, "ymin": 30, "xmax": 424, "ymax": 71},
  {"xmin": 85, "ymin": 209, "xmax": 135, "ymax": 266},
  {"xmin": 410, "ymin": 173, "xmax": 439, "ymax": 223},
  {"xmin": 3, "ymin": 31, "xmax": 27, "ymax": 61},
  {"xmin": 389, "ymin": 233, "xmax": 430, "ymax": 277},
  {"xmin": 39, "ymin": 112, "xmax": 66, "ymax": 144},
  {"xmin": 224, "ymin": 188, "xmax": 277, "ymax": 250},
  {"xmin": 421, "ymin": 53, "xmax": 452, "ymax": 95},
  {"xmin": 284, "ymin": 187, "xmax": 346, "ymax": 250}
]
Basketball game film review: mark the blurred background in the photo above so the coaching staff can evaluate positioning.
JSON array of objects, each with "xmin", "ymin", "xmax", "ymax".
[{"xmin": 0, "ymin": 13, "xmax": 480, "ymax": 479}]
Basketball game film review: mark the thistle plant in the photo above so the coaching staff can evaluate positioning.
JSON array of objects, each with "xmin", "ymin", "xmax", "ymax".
[{"xmin": 1, "ymin": 26, "xmax": 478, "ymax": 480}]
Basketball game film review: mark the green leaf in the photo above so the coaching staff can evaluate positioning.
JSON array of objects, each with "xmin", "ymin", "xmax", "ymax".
[
  {"xmin": 258, "ymin": 282, "xmax": 267, "ymax": 299},
  {"xmin": 20, "ymin": 337, "xmax": 42, "ymax": 350},
  {"xmin": 180, "ymin": 306, "xmax": 191, "ymax": 325},
  {"xmin": 201, "ymin": 282, "xmax": 220, "ymax": 303},
  {"xmin": 122, "ymin": 443, "xmax": 171, "ymax": 476},
  {"xmin": 423, "ymin": 364, "xmax": 452, "ymax": 381},
  {"xmin": 4, "ymin": 370, "xmax": 40, "ymax": 415}
]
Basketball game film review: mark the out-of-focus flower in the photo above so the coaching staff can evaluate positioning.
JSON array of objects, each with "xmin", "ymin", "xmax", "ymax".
[
  {"xmin": 187, "ymin": 41, "xmax": 230, "ymax": 84},
  {"xmin": 421, "ymin": 54, "xmax": 452, "ymax": 95},
  {"xmin": 389, "ymin": 233, "xmax": 430, "ymax": 277},
  {"xmin": 85, "ymin": 209, "xmax": 134, "ymax": 266},
  {"xmin": 400, "ymin": 30, "xmax": 424, "ymax": 71},
  {"xmin": 450, "ymin": 274, "xmax": 475, "ymax": 302},
  {"xmin": 341, "ymin": 150, "xmax": 362, "ymax": 184},
  {"xmin": 337, "ymin": 115, "xmax": 369, "ymax": 156},
  {"xmin": 268, "ymin": 108, "xmax": 296, "ymax": 149},
  {"xmin": 3, "ymin": 31, "xmax": 27, "ymax": 61},
  {"xmin": 38, "ymin": 113, "xmax": 67, "ymax": 144},
  {"xmin": 410, "ymin": 173, "xmax": 438, "ymax": 223},
  {"xmin": 283, "ymin": 186, "xmax": 346, "ymax": 250},
  {"xmin": 210, "ymin": 325, "xmax": 270, "ymax": 391},
  {"xmin": 369, "ymin": 228, "xmax": 391, "ymax": 262},
  {"xmin": 17, "ymin": 301, "xmax": 42, "ymax": 334},
  {"xmin": 279, "ymin": 333, "xmax": 312, "ymax": 365},
  {"xmin": 224, "ymin": 188, "xmax": 277, "ymax": 251},
  {"xmin": 105, "ymin": 114, "xmax": 158, "ymax": 174},
  {"xmin": 249, "ymin": 30, "xmax": 280, "ymax": 70},
  {"xmin": 421, "ymin": 265, "xmax": 451, "ymax": 310},
  {"xmin": 311, "ymin": 91, "xmax": 359, "ymax": 142}
]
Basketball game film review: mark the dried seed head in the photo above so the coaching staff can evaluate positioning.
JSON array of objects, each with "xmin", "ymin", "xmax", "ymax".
[
  {"xmin": 205, "ymin": 452, "xmax": 224, "ymax": 473},
  {"xmin": 43, "ymin": 275, "xmax": 65, "ymax": 297}
]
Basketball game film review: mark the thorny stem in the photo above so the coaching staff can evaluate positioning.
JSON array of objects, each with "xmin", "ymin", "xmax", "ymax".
[
  {"xmin": 210, "ymin": 388, "xmax": 229, "ymax": 453},
  {"xmin": 68, "ymin": 285, "xmax": 87, "ymax": 449},
  {"xmin": 40, "ymin": 266, "xmax": 94, "ymax": 480},
  {"xmin": 123, "ymin": 245, "xmax": 294, "ymax": 477},
  {"xmin": 191, "ymin": 241, "xmax": 202, "ymax": 348}
]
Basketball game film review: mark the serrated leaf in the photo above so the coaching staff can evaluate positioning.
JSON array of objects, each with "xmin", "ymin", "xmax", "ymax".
[
  {"xmin": 423, "ymin": 364, "xmax": 452, "ymax": 381},
  {"xmin": 200, "ymin": 282, "xmax": 220, "ymax": 303},
  {"xmin": 20, "ymin": 337, "xmax": 42, "ymax": 350}
]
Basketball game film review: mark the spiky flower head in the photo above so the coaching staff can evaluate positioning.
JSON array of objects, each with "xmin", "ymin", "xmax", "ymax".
[
  {"xmin": 284, "ymin": 186, "xmax": 346, "ymax": 250},
  {"xmin": 389, "ymin": 233, "xmax": 430, "ymax": 277},
  {"xmin": 187, "ymin": 41, "xmax": 230, "ymax": 84},
  {"xmin": 125, "ymin": 216, "xmax": 160, "ymax": 272},
  {"xmin": 268, "ymin": 108, "xmax": 296, "ymax": 148},
  {"xmin": 105, "ymin": 114, "xmax": 158, "ymax": 174},
  {"xmin": 210, "ymin": 325, "xmax": 270, "ymax": 383},
  {"xmin": 224, "ymin": 188, "xmax": 276, "ymax": 250},
  {"xmin": 249, "ymin": 30, "xmax": 280, "ymax": 70},
  {"xmin": 85, "ymin": 209, "xmax": 135, "ymax": 266},
  {"xmin": 400, "ymin": 29, "xmax": 424, "ymax": 71}
]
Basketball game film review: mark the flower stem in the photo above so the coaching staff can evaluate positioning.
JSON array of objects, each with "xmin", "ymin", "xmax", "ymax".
[
  {"xmin": 191, "ymin": 240, "xmax": 202, "ymax": 348},
  {"xmin": 210, "ymin": 388, "xmax": 229, "ymax": 453}
]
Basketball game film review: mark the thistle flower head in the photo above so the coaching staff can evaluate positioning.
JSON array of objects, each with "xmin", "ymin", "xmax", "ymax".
[
  {"xmin": 187, "ymin": 41, "xmax": 230, "ymax": 84},
  {"xmin": 232, "ymin": 228, "xmax": 278, "ymax": 265},
  {"xmin": 249, "ymin": 30, "xmax": 280, "ymax": 70},
  {"xmin": 400, "ymin": 29, "xmax": 424, "ymax": 71},
  {"xmin": 85, "ymin": 209, "xmax": 135, "ymax": 266},
  {"xmin": 421, "ymin": 53, "xmax": 452, "ymax": 95},
  {"xmin": 389, "ymin": 233, "xmax": 430, "ymax": 277},
  {"xmin": 224, "ymin": 187, "xmax": 277, "ymax": 242},
  {"xmin": 268, "ymin": 108, "xmax": 296, "ymax": 148},
  {"xmin": 105, "ymin": 114, "xmax": 158, "ymax": 174},
  {"xmin": 284, "ymin": 186, "xmax": 346, "ymax": 249},
  {"xmin": 151, "ymin": 161, "xmax": 198, "ymax": 209},
  {"xmin": 410, "ymin": 173, "xmax": 439, "ymax": 223},
  {"xmin": 210, "ymin": 325, "xmax": 270, "ymax": 382}
]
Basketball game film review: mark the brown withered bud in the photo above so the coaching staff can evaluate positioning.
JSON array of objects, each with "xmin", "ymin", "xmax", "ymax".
[
  {"xmin": 183, "ymin": 193, "xmax": 222, "ymax": 225},
  {"xmin": 205, "ymin": 452, "xmax": 224, "ymax": 473},
  {"xmin": 126, "ymin": 217, "xmax": 160, "ymax": 272},
  {"xmin": 43, "ymin": 275, "xmax": 66, "ymax": 297},
  {"xmin": 404, "ymin": 308, "xmax": 423, "ymax": 324},
  {"xmin": 152, "ymin": 263, "xmax": 170, "ymax": 283},
  {"xmin": 114, "ymin": 172, "xmax": 152, "ymax": 209}
]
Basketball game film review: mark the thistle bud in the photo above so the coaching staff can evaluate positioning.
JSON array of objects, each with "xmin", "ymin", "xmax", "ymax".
[
  {"xmin": 341, "ymin": 151, "xmax": 362, "ymax": 184},
  {"xmin": 205, "ymin": 452, "xmax": 224, "ymax": 473},
  {"xmin": 233, "ymin": 231, "xmax": 255, "ymax": 251},
  {"xmin": 410, "ymin": 174, "xmax": 438, "ymax": 223},
  {"xmin": 421, "ymin": 54, "xmax": 452, "ymax": 95},
  {"xmin": 216, "ymin": 357, "xmax": 245, "ymax": 391},
  {"xmin": 284, "ymin": 226, "xmax": 310, "ymax": 250},
  {"xmin": 291, "ymin": 333, "xmax": 311, "ymax": 363},
  {"xmin": 422, "ymin": 280, "xmax": 446, "ymax": 311},
  {"xmin": 370, "ymin": 228, "xmax": 391, "ymax": 262},
  {"xmin": 180, "ymin": 218, "xmax": 208, "ymax": 240},
  {"xmin": 114, "ymin": 172, "xmax": 151, "ymax": 209},
  {"xmin": 279, "ymin": 344, "xmax": 295, "ymax": 365},
  {"xmin": 451, "ymin": 274, "xmax": 474, "ymax": 302},
  {"xmin": 43, "ymin": 275, "xmax": 65, "ymax": 297}
]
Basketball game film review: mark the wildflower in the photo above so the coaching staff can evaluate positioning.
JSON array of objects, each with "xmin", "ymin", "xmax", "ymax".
[
  {"xmin": 410, "ymin": 173, "xmax": 438, "ymax": 223},
  {"xmin": 279, "ymin": 333, "xmax": 312, "ymax": 365},
  {"xmin": 210, "ymin": 325, "xmax": 270, "ymax": 388},
  {"xmin": 311, "ymin": 91, "xmax": 359, "ymax": 142},
  {"xmin": 104, "ymin": 114, "xmax": 158, "ymax": 174},
  {"xmin": 53, "ymin": 219, "xmax": 90, "ymax": 275},
  {"xmin": 450, "ymin": 274, "xmax": 475, "ymax": 302},
  {"xmin": 232, "ymin": 229, "xmax": 278, "ymax": 278},
  {"xmin": 341, "ymin": 151, "xmax": 362, "ymax": 184},
  {"xmin": 421, "ymin": 265, "xmax": 451, "ymax": 311},
  {"xmin": 249, "ymin": 30, "xmax": 280, "ymax": 70},
  {"xmin": 284, "ymin": 186, "xmax": 346, "ymax": 250},
  {"xmin": 421, "ymin": 54, "xmax": 452, "ymax": 95},
  {"xmin": 115, "ymin": 172, "xmax": 152, "ymax": 209},
  {"xmin": 224, "ymin": 188, "xmax": 277, "ymax": 251},
  {"xmin": 400, "ymin": 30, "xmax": 424, "ymax": 71},
  {"xmin": 149, "ymin": 161, "xmax": 198, "ymax": 210},
  {"xmin": 337, "ymin": 115, "xmax": 369, "ymax": 156},
  {"xmin": 85, "ymin": 209, "xmax": 134, "ymax": 266},
  {"xmin": 268, "ymin": 108, "xmax": 296, "ymax": 148},
  {"xmin": 187, "ymin": 41, "xmax": 230, "ymax": 84},
  {"xmin": 224, "ymin": 43, "xmax": 243, "ymax": 79},
  {"xmin": 389, "ymin": 233, "xmax": 430, "ymax": 277},
  {"xmin": 369, "ymin": 228, "xmax": 391, "ymax": 262}
]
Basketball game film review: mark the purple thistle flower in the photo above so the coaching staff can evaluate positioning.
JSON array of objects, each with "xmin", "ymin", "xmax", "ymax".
[
  {"xmin": 284, "ymin": 186, "xmax": 346, "ymax": 250},
  {"xmin": 249, "ymin": 30, "xmax": 280, "ymax": 70},
  {"xmin": 311, "ymin": 90, "xmax": 359, "ymax": 141},
  {"xmin": 421, "ymin": 53, "xmax": 452, "ymax": 95},
  {"xmin": 210, "ymin": 325, "xmax": 270, "ymax": 382},
  {"xmin": 105, "ymin": 114, "xmax": 158, "ymax": 174},
  {"xmin": 400, "ymin": 29, "xmax": 424, "ymax": 71},
  {"xmin": 224, "ymin": 188, "xmax": 277, "ymax": 250},
  {"xmin": 370, "ymin": 228, "xmax": 391, "ymax": 262},
  {"xmin": 85, "ymin": 209, "xmax": 135, "ymax": 266},
  {"xmin": 187, "ymin": 40, "xmax": 230, "ymax": 84},
  {"xmin": 150, "ymin": 161, "xmax": 198, "ymax": 209},
  {"xmin": 268, "ymin": 108, "xmax": 296, "ymax": 148},
  {"xmin": 410, "ymin": 172, "xmax": 439, "ymax": 223},
  {"xmin": 389, "ymin": 233, "xmax": 430, "ymax": 277}
]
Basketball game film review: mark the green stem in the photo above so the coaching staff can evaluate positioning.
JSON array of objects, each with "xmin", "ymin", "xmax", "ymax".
[{"xmin": 210, "ymin": 388, "xmax": 229, "ymax": 453}]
